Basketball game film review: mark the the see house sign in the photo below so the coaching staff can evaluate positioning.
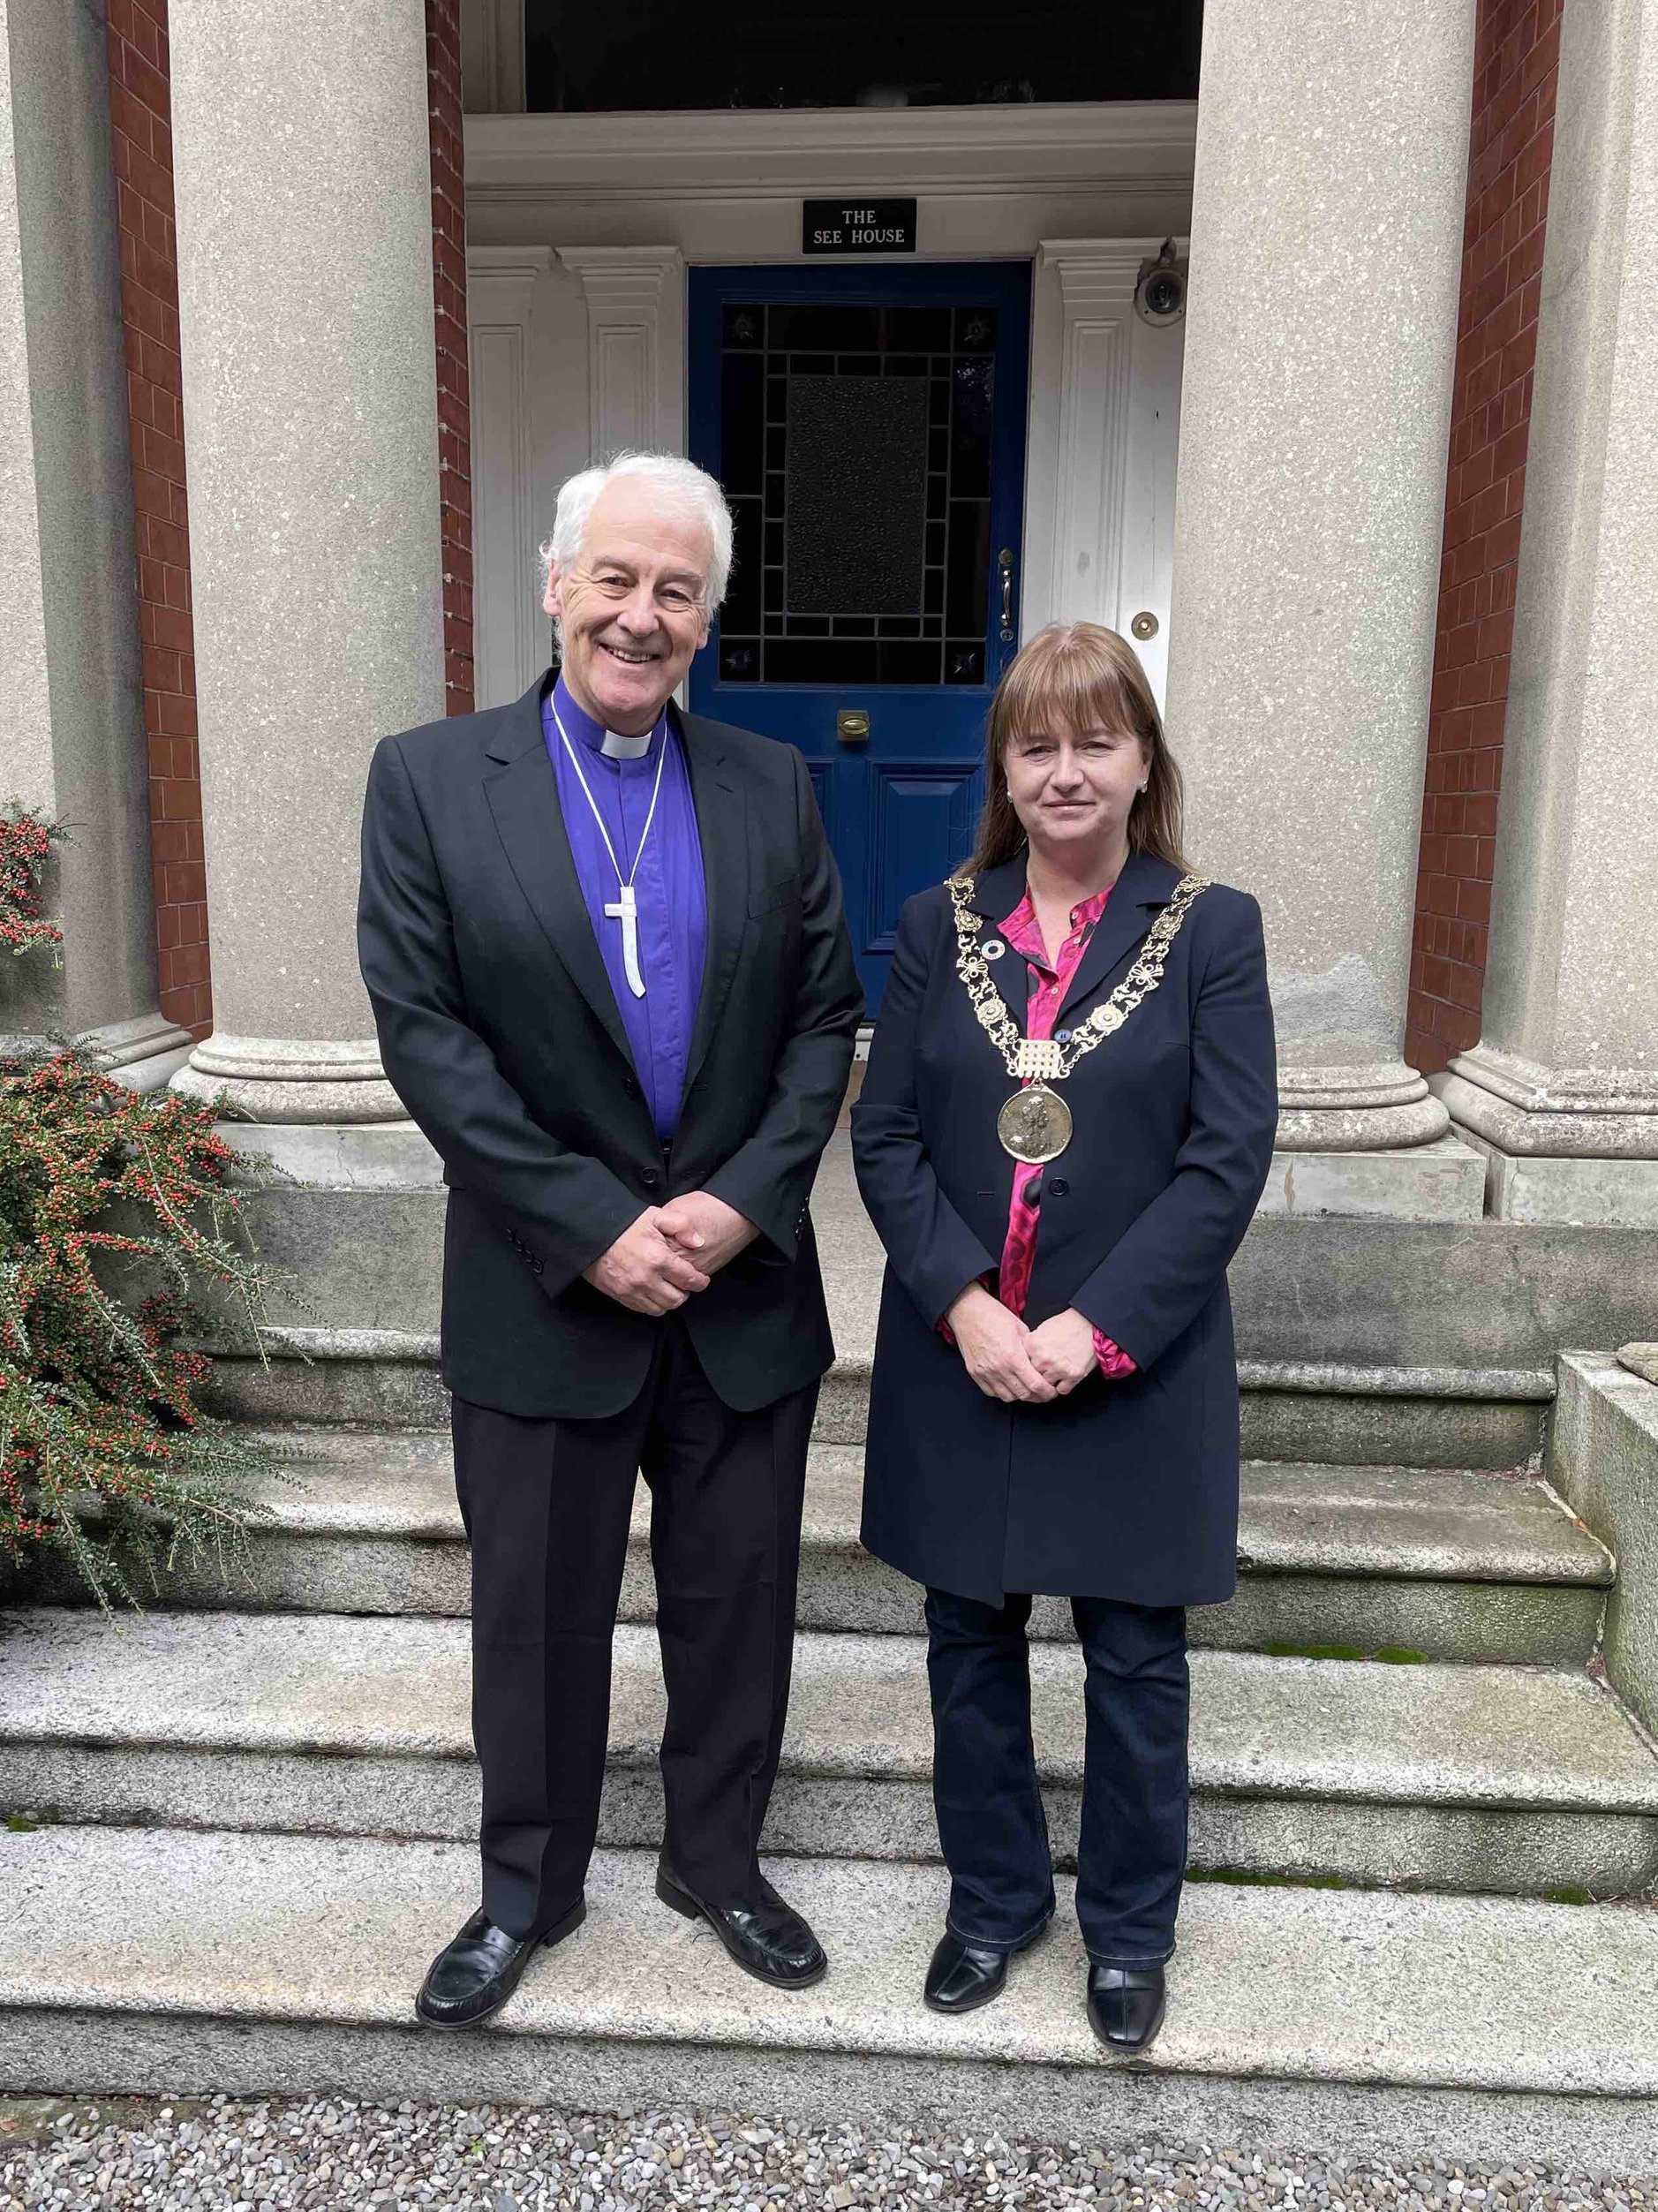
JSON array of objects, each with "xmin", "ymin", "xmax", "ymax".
[{"xmin": 802, "ymin": 198, "xmax": 918, "ymax": 255}]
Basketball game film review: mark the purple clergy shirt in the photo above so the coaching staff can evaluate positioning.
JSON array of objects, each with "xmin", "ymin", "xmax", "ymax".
[{"xmin": 544, "ymin": 675, "xmax": 708, "ymax": 1142}]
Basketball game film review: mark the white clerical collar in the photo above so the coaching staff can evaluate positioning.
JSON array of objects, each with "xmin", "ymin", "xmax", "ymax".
[{"xmin": 600, "ymin": 726, "xmax": 654, "ymax": 759}]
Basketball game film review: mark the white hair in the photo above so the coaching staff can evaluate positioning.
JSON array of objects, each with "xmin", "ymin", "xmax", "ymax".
[{"xmin": 539, "ymin": 450, "xmax": 733, "ymax": 613}]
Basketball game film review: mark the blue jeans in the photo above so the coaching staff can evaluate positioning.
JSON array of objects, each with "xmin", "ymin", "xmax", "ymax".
[{"xmin": 923, "ymin": 1585, "xmax": 1189, "ymax": 1967}]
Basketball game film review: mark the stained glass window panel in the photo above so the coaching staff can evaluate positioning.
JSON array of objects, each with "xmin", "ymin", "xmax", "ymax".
[
  {"xmin": 716, "ymin": 298, "xmax": 999, "ymax": 684},
  {"xmin": 786, "ymin": 376, "xmax": 928, "ymax": 616}
]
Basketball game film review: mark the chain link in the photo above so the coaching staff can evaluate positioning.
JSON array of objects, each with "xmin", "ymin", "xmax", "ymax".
[{"xmin": 946, "ymin": 869, "xmax": 1212, "ymax": 1083}]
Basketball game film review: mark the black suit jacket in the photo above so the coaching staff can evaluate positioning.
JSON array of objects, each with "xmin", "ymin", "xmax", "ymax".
[
  {"xmin": 851, "ymin": 849, "xmax": 1278, "ymax": 1606},
  {"xmin": 357, "ymin": 675, "xmax": 863, "ymax": 1418}
]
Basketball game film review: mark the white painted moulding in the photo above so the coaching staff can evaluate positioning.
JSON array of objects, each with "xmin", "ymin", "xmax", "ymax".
[{"xmin": 464, "ymin": 101, "xmax": 1201, "ymax": 200}]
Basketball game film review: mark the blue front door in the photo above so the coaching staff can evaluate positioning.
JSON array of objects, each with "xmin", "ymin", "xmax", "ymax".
[{"xmin": 688, "ymin": 262, "xmax": 1031, "ymax": 1013}]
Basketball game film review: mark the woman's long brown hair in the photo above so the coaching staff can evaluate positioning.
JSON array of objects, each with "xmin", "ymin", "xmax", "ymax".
[{"xmin": 956, "ymin": 622, "xmax": 1188, "ymax": 878}]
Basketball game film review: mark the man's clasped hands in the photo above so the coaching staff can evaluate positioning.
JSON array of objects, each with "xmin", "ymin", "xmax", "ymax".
[{"xmin": 582, "ymin": 1192, "xmax": 758, "ymax": 1314}]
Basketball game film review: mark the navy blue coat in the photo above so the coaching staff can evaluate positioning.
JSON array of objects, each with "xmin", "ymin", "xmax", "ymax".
[{"xmin": 851, "ymin": 848, "xmax": 1277, "ymax": 1608}]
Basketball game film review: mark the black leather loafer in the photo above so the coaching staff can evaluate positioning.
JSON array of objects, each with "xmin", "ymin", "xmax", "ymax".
[
  {"xmin": 656, "ymin": 1863, "xmax": 827, "ymax": 1988},
  {"xmin": 414, "ymin": 1898, "xmax": 585, "ymax": 2028},
  {"xmin": 924, "ymin": 1918, "xmax": 1050, "ymax": 2014},
  {"xmin": 1086, "ymin": 1962, "xmax": 1167, "ymax": 2053}
]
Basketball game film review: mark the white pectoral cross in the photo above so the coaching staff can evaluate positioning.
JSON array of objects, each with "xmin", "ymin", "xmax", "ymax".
[
  {"xmin": 551, "ymin": 698, "xmax": 666, "ymax": 1008},
  {"xmin": 605, "ymin": 882, "xmax": 646, "ymax": 999}
]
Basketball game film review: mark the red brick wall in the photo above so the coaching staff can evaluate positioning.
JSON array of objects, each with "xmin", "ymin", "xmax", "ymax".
[
  {"xmin": 427, "ymin": 0, "xmax": 474, "ymax": 716},
  {"xmin": 106, "ymin": 0, "xmax": 210, "ymax": 1038},
  {"xmin": 1406, "ymin": 0, "xmax": 1561, "ymax": 1076}
]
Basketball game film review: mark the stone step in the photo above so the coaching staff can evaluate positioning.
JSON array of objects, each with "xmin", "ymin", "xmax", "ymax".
[
  {"xmin": 202, "ymin": 1340, "xmax": 1556, "ymax": 1472},
  {"xmin": 45, "ymin": 1428, "xmax": 1610, "ymax": 1665},
  {"xmin": 4, "ymin": 1608, "xmax": 1654, "ymax": 1897},
  {"xmin": 202, "ymin": 1136, "xmax": 1569, "ymax": 1468},
  {"xmin": 3, "ymin": 1824, "xmax": 1656, "ymax": 2167}
]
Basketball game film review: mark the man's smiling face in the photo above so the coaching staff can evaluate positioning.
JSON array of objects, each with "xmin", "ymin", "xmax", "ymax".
[{"xmin": 544, "ymin": 476, "xmax": 712, "ymax": 736}]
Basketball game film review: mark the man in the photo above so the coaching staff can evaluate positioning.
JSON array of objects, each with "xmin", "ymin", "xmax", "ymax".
[{"xmin": 358, "ymin": 451, "xmax": 862, "ymax": 2028}]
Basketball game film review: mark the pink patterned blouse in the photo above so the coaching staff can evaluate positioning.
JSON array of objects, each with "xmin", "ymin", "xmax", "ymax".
[{"xmin": 942, "ymin": 882, "xmax": 1137, "ymax": 1381}]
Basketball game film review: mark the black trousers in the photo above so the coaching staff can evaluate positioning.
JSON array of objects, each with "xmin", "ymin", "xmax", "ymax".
[
  {"xmin": 924, "ymin": 1586, "xmax": 1189, "ymax": 1967},
  {"xmin": 452, "ymin": 1317, "xmax": 818, "ymax": 1941}
]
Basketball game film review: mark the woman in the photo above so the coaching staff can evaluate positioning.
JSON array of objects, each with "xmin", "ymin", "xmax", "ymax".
[{"xmin": 851, "ymin": 622, "xmax": 1277, "ymax": 2054}]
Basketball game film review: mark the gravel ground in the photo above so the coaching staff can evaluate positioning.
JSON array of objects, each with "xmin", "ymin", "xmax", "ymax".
[{"xmin": 1, "ymin": 2100, "xmax": 1654, "ymax": 2212}]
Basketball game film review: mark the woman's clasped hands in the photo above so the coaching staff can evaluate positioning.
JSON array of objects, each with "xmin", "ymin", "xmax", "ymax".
[{"xmin": 944, "ymin": 1283, "xmax": 1099, "ymax": 1401}]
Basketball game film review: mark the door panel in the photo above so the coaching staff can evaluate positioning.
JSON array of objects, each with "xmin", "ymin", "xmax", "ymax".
[
  {"xmin": 1117, "ymin": 307, "xmax": 1186, "ymax": 711},
  {"xmin": 689, "ymin": 263, "xmax": 1031, "ymax": 1013},
  {"xmin": 867, "ymin": 766, "xmax": 983, "ymax": 952}
]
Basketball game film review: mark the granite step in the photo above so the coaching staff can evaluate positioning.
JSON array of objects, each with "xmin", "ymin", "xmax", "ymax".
[
  {"xmin": 200, "ymin": 1343, "xmax": 1556, "ymax": 1474},
  {"xmin": 200, "ymin": 1136, "xmax": 1559, "ymax": 1469},
  {"xmin": 39, "ymin": 1427, "xmax": 1610, "ymax": 1665},
  {"xmin": 3, "ymin": 1825, "xmax": 1656, "ymax": 2167},
  {"xmin": 4, "ymin": 1607, "xmax": 1654, "ymax": 1897}
]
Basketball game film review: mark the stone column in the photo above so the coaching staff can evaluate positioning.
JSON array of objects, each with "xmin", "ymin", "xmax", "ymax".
[
  {"xmin": 1164, "ymin": 0, "xmax": 1475, "ymax": 1148},
  {"xmin": 1435, "ymin": 0, "xmax": 1658, "ymax": 1224},
  {"xmin": 167, "ymin": 0, "xmax": 445, "ymax": 1121},
  {"xmin": 0, "ymin": 0, "xmax": 191, "ymax": 1087}
]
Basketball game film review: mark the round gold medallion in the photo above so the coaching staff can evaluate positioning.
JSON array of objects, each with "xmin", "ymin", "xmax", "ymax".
[{"xmin": 997, "ymin": 1083, "xmax": 1073, "ymax": 1164}]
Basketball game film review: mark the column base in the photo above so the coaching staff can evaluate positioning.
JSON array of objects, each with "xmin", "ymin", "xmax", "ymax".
[
  {"xmin": 0, "ymin": 1011, "xmax": 195, "ymax": 1092},
  {"xmin": 170, "ymin": 1034, "xmax": 406, "ymax": 1124},
  {"xmin": 1274, "ymin": 1062, "xmax": 1451, "ymax": 1151},
  {"xmin": 1433, "ymin": 1044, "xmax": 1658, "ymax": 1226},
  {"xmin": 88, "ymin": 1011, "xmax": 198, "ymax": 1092},
  {"xmin": 1437, "ymin": 1042, "xmax": 1658, "ymax": 1156}
]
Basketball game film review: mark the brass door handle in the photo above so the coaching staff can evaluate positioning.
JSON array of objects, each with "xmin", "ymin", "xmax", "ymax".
[
  {"xmin": 837, "ymin": 709, "xmax": 870, "ymax": 745},
  {"xmin": 999, "ymin": 548, "xmax": 1014, "ymax": 642}
]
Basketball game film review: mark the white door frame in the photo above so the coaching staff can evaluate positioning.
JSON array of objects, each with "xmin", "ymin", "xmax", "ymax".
[{"xmin": 464, "ymin": 103, "xmax": 1196, "ymax": 708}]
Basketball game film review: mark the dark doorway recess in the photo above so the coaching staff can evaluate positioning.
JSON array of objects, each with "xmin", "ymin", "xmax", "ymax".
[{"xmin": 524, "ymin": 0, "xmax": 1202, "ymax": 114}]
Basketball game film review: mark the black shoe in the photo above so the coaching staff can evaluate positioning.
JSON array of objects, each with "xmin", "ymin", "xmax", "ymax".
[
  {"xmin": 655, "ymin": 1863, "xmax": 827, "ymax": 1989},
  {"xmin": 924, "ymin": 1918, "xmax": 1050, "ymax": 2015},
  {"xmin": 414, "ymin": 1898, "xmax": 585, "ymax": 2029},
  {"xmin": 1086, "ymin": 1962, "xmax": 1167, "ymax": 2053}
]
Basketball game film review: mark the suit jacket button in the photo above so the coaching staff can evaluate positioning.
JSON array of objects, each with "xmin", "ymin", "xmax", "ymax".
[
  {"xmin": 642, "ymin": 1169, "xmax": 660, "ymax": 1189},
  {"xmin": 531, "ymin": 1259, "xmax": 544, "ymax": 1276},
  {"xmin": 1049, "ymin": 1178, "xmax": 1069, "ymax": 1197}
]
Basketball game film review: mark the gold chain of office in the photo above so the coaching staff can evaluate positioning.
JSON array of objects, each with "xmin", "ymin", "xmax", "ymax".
[{"xmin": 946, "ymin": 869, "xmax": 1212, "ymax": 1160}]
